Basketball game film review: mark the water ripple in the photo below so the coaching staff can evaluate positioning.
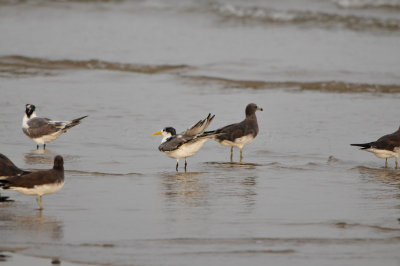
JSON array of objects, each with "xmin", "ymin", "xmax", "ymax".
[{"xmin": 0, "ymin": 55, "xmax": 188, "ymax": 77}]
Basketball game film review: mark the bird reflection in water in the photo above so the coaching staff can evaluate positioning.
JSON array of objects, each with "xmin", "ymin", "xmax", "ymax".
[
  {"xmin": 357, "ymin": 166, "xmax": 400, "ymax": 185},
  {"xmin": 24, "ymin": 149, "xmax": 55, "ymax": 165},
  {"xmin": 356, "ymin": 166, "xmax": 400, "ymax": 201},
  {"xmin": 161, "ymin": 172, "xmax": 208, "ymax": 208},
  {"xmin": 161, "ymin": 171, "xmax": 258, "ymax": 213},
  {"xmin": 0, "ymin": 205, "xmax": 63, "ymax": 241},
  {"xmin": 204, "ymin": 161, "xmax": 261, "ymax": 169}
]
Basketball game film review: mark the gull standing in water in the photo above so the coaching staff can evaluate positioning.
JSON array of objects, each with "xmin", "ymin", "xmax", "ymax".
[
  {"xmin": 0, "ymin": 155, "xmax": 65, "ymax": 210},
  {"xmin": 351, "ymin": 126, "xmax": 400, "ymax": 168},
  {"xmin": 0, "ymin": 153, "xmax": 31, "ymax": 202},
  {"xmin": 153, "ymin": 113, "xmax": 218, "ymax": 171},
  {"xmin": 208, "ymin": 103, "xmax": 263, "ymax": 162},
  {"xmin": 22, "ymin": 104, "xmax": 88, "ymax": 149}
]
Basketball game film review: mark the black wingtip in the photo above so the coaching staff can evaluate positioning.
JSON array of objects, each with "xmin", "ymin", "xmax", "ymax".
[
  {"xmin": 350, "ymin": 143, "xmax": 371, "ymax": 149},
  {"xmin": 74, "ymin": 115, "xmax": 88, "ymax": 122}
]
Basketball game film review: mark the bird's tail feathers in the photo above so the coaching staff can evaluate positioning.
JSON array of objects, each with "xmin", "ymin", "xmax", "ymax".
[
  {"xmin": 186, "ymin": 113, "xmax": 215, "ymax": 136},
  {"xmin": 350, "ymin": 143, "xmax": 371, "ymax": 149},
  {"xmin": 64, "ymin": 115, "xmax": 88, "ymax": 131},
  {"xmin": 201, "ymin": 130, "xmax": 225, "ymax": 139}
]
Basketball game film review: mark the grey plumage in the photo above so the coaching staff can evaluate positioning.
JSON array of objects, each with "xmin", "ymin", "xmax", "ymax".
[
  {"xmin": 154, "ymin": 113, "xmax": 219, "ymax": 171},
  {"xmin": 23, "ymin": 116, "xmax": 87, "ymax": 139},
  {"xmin": 158, "ymin": 114, "xmax": 216, "ymax": 152},
  {"xmin": 22, "ymin": 104, "xmax": 87, "ymax": 149}
]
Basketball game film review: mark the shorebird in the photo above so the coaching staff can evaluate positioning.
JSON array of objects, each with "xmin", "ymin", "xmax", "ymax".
[
  {"xmin": 0, "ymin": 153, "xmax": 31, "ymax": 202},
  {"xmin": 208, "ymin": 103, "xmax": 263, "ymax": 162},
  {"xmin": 0, "ymin": 155, "xmax": 65, "ymax": 209},
  {"xmin": 351, "ymin": 126, "xmax": 400, "ymax": 168},
  {"xmin": 22, "ymin": 104, "xmax": 88, "ymax": 149},
  {"xmin": 153, "ymin": 113, "xmax": 218, "ymax": 171}
]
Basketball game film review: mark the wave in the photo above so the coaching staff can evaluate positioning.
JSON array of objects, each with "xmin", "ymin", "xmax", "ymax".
[
  {"xmin": 2, "ymin": 55, "xmax": 399, "ymax": 94},
  {"xmin": 1, "ymin": 1, "xmax": 399, "ymax": 33},
  {"xmin": 0, "ymin": 0, "xmax": 125, "ymax": 4},
  {"xmin": 212, "ymin": 3, "xmax": 400, "ymax": 32},
  {"xmin": 3, "ymin": 0, "xmax": 400, "ymax": 11},
  {"xmin": 143, "ymin": 236, "xmax": 400, "ymax": 245},
  {"xmin": 184, "ymin": 75, "xmax": 400, "ymax": 93},
  {"xmin": 333, "ymin": 0, "xmax": 400, "ymax": 10},
  {"xmin": 65, "ymin": 169, "xmax": 141, "ymax": 176},
  {"xmin": 22, "ymin": 169, "xmax": 141, "ymax": 176},
  {"xmin": 332, "ymin": 221, "xmax": 400, "ymax": 231},
  {"xmin": 0, "ymin": 55, "xmax": 188, "ymax": 77}
]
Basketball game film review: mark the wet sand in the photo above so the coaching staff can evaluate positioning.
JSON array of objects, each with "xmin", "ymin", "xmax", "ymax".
[
  {"xmin": 1, "ymin": 0, "xmax": 400, "ymax": 265},
  {"xmin": 1, "ymin": 71, "xmax": 400, "ymax": 265}
]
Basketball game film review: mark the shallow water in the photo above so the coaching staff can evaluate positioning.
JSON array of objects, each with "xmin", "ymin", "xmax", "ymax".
[{"xmin": 1, "ymin": 0, "xmax": 400, "ymax": 265}]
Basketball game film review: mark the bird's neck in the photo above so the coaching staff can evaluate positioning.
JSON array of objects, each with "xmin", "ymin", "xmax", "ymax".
[
  {"xmin": 22, "ymin": 112, "xmax": 36, "ymax": 128},
  {"xmin": 26, "ymin": 111, "xmax": 37, "ymax": 119},
  {"xmin": 161, "ymin": 133, "xmax": 172, "ymax": 143},
  {"xmin": 245, "ymin": 114, "xmax": 258, "ymax": 130},
  {"xmin": 246, "ymin": 113, "xmax": 257, "ymax": 120}
]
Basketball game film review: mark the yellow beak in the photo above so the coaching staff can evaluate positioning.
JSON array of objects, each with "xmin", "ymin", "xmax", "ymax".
[
  {"xmin": 152, "ymin": 131, "xmax": 162, "ymax": 135},
  {"xmin": 257, "ymin": 107, "xmax": 263, "ymax": 111}
]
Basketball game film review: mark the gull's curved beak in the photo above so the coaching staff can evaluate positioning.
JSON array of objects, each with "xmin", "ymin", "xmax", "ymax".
[
  {"xmin": 152, "ymin": 131, "xmax": 162, "ymax": 135},
  {"xmin": 257, "ymin": 107, "xmax": 263, "ymax": 111}
]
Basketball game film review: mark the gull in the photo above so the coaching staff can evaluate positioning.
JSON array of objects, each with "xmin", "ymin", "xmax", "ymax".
[
  {"xmin": 0, "ymin": 155, "xmax": 65, "ymax": 210},
  {"xmin": 0, "ymin": 153, "xmax": 31, "ymax": 202},
  {"xmin": 22, "ymin": 104, "xmax": 88, "ymax": 149},
  {"xmin": 351, "ymin": 126, "xmax": 400, "ymax": 168},
  {"xmin": 153, "ymin": 113, "xmax": 218, "ymax": 171},
  {"xmin": 208, "ymin": 103, "xmax": 263, "ymax": 162}
]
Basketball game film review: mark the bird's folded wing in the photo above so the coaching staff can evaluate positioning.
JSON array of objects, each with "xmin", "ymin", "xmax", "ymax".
[
  {"xmin": 215, "ymin": 123, "xmax": 247, "ymax": 141},
  {"xmin": 159, "ymin": 135, "xmax": 190, "ymax": 151},
  {"xmin": 373, "ymin": 134, "xmax": 400, "ymax": 151},
  {"xmin": 0, "ymin": 170, "xmax": 60, "ymax": 188},
  {"xmin": 25, "ymin": 117, "xmax": 58, "ymax": 137},
  {"xmin": 48, "ymin": 120, "xmax": 69, "ymax": 129}
]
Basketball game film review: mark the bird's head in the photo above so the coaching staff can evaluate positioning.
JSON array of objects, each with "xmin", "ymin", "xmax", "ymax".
[
  {"xmin": 53, "ymin": 155, "xmax": 64, "ymax": 171},
  {"xmin": 245, "ymin": 103, "xmax": 263, "ymax": 117},
  {"xmin": 25, "ymin": 104, "xmax": 36, "ymax": 118},
  {"xmin": 153, "ymin": 127, "xmax": 176, "ymax": 143}
]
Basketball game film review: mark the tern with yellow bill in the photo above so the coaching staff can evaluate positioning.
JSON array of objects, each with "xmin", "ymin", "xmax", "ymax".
[{"xmin": 153, "ymin": 113, "xmax": 218, "ymax": 171}]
